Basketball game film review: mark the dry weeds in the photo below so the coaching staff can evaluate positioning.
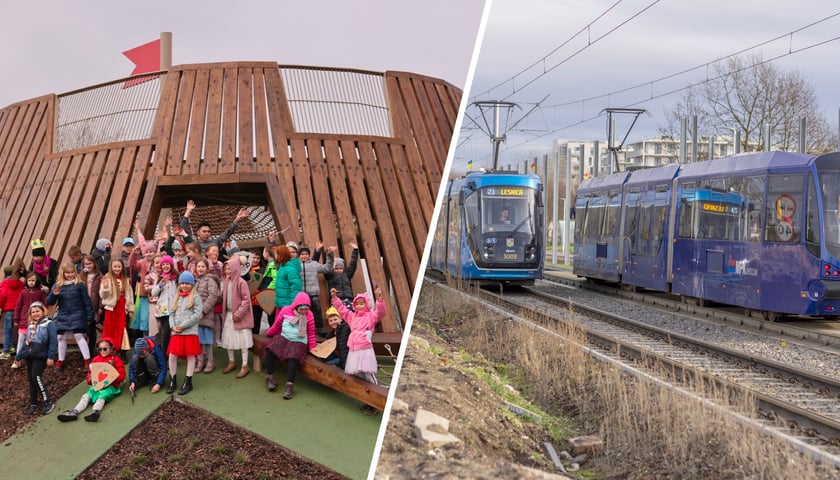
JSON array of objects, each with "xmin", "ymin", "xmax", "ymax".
[{"xmin": 415, "ymin": 282, "xmax": 838, "ymax": 479}]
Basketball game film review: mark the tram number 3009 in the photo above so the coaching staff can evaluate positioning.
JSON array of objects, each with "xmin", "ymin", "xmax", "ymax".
[{"xmin": 503, "ymin": 253, "xmax": 517, "ymax": 260}]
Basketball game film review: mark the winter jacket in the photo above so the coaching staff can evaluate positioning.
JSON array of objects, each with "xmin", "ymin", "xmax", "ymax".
[
  {"xmin": 14, "ymin": 286, "xmax": 46, "ymax": 331},
  {"xmin": 151, "ymin": 275, "xmax": 178, "ymax": 318},
  {"xmin": 15, "ymin": 316, "xmax": 57, "ymax": 361},
  {"xmin": 46, "ymin": 282, "xmax": 94, "ymax": 332},
  {"xmin": 170, "ymin": 292, "xmax": 204, "ymax": 336},
  {"xmin": 100, "ymin": 275, "xmax": 135, "ymax": 314},
  {"xmin": 128, "ymin": 336, "xmax": 168, "ymax": 386},
  {"xmin": 83, "ymin": 273, "xmax": 103, "ymax": 324},
  {"xmin": 221, "ymin": 256, "xmax": 254, "ymax": 331},
  {"xmin": 300, "ymin": 251, "xmax": 333, "ymax": 296},
  {"xmin": 274, "ymin": 258, "xmax": 302, "ymax": 309},
  {"xmin": 28, "ymin": 257, "xmax": 59, "ymax": 289},
  {"xmin": 194, "ymin": 272, "xmax": 220, "ymax": 328},
  {"xmin": 324, "ymin": 248, "xmax": 359, "ymax": 302},
  {"xmin": 0, "ymin": 277, "xmax": 24, "ymax": 311},
  {"xmin": 266, "ymin": 292, "xmax": 316, "ymax": 350},
  {"xmin": 326, "ymin": 320, "xmax": 351, "ymax": 368},
  {"xmin": 87, "ymin": 351, "xmax": 126, "ymax": 388},
  {"xmin": 332, "ymin": 293, "xmax": 385, "ymax": 351}
]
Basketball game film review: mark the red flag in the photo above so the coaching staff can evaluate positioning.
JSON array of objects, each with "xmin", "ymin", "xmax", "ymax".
[{"xmin": 122, "ymin": 39, "xmax": 161, "ymax": 88}]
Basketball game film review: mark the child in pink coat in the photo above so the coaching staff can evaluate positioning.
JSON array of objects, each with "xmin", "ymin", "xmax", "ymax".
[{"xmin": 330, "ymin": 286, "xmax": 385, "ymax": 382}]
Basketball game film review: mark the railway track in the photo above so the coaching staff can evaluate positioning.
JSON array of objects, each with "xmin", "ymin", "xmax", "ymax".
[{"xmin": 427, "ymin": 272, "xmax": 840, "ymax": 468}]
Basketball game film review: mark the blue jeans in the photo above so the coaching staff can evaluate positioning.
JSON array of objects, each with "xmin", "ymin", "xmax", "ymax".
[{"xmin": 2, "ymin": 311, "xmax": 13, "ymax": 353}]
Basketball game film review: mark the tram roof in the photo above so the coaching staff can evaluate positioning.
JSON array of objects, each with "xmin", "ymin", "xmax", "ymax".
[{"xmin": 677, "ymin": 151, "xmax": 814, "ymax": 180}]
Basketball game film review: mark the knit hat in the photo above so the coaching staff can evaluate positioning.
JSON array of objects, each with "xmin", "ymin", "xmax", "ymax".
[
  {"xmin": 31, "ymin": 239, "xmax": 46, "ymax": 257},
  {"xmin": 134, "ymin": 337, "xmax": 152, "ymax": 356},
  {"xmin": 298, "ymin": 246, "xmax": 311, "ymax": 255},
  {"xmin": 95, "ymin": 238, "xmax": 111, "ymax": 251},
  {"xmin": 2, "ymin": 265, "xmax": 12, "ymax": 277},
  {"xmin": 139, "ymin": 241, "xmax": 156, "ymax": 254},
  {"xmin": 286, "ymin": 241, "xmax": 298, "ymax": 251},
  {"xmin": 122, "ymin": 237, "xmax": 135, "ymax": 246},
  {"xmin": 171, "ymin": 238, "xmax": 184, "ymax": 251},
  {"xmin": 160, "ymin": 255, "xmax": 175, "ymax": 269},
  {"xmin": 325, "ymin": 306, "xmax": 340, "ymax": 318},
  {"xmin": 334, "ymin": 257, "xmax": 345, "ymax": 268},
  {"xmin": 178, "ymin": 271, "xmax": 195, "ymax": 285}
]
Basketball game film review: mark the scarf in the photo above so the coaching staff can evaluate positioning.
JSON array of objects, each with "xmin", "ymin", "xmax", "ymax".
[
  {"xmin": 286, "ymin": 311, "xmax": 307, "ymax": 338},
  {"xmin": 32, "ymin": 257, "xmax": 51, "ymax": 278}
]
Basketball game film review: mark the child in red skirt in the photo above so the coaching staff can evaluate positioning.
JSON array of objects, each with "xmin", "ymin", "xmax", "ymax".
[{"xmin": 166, "ymin": 271, "xmax": 203, "ymax": 395}]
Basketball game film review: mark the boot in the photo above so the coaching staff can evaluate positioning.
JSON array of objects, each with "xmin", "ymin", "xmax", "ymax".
[
  {"xmin": 55, "ymin": 360, "xmax": 63, "ymax": 370},
  {"xmin": 166, "ymin": 374, "xmax": 177, "ymax": 394},
  {"xmin": 178, "ymin": 376, "xmax": 193, "ymax": 395},
  {"xmin": 195, "ymin": 354, "xmax": 206, "ymax": 373},
  {"xmin": 223, "ymin": 361, "xmax": 236, "ymax": 374},
  {"xmin": 42, "ymin": 401, "xmax": 55, "ymax": 415},
  {"xmin": 27, "ymin": 404, "xmax": 38, "ymax": 415},
  {"xmin": 83, "ymin": 359, "xmax": 91, "ymax": 370},
  {"xmin": 265, "ymin": 374, "xmax": 277, "ymax": 391},
  {"xmin": 203, "ymin": 358, "xmax": 216, "ymax": 373},
  {"xmin": 283, "ymin": 382, "xmax": 294, "ymax": 400},
  {"xmin": 84, "ymin": 410, "xmax": 101, "ymax": 422},
  {"xmin": 235, "ymin": 365, "xmax": 250, "ymax": 379},
  {"xmin": 57, "ymin": 409, "xmax": 79, "ymax": 422}
]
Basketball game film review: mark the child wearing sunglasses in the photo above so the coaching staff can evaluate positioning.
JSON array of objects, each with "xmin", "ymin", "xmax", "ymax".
[{"xmin": 57, "ymin": 337, "xmax": 125, "ymax": 422}]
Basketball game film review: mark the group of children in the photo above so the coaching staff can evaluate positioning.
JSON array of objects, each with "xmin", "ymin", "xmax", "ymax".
[{"xmin": 0, "ymin": 201, "xmax": 388, "ymax": 419}]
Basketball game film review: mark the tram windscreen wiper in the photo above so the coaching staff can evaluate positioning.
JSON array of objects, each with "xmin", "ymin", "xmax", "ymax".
[{"xmin": 512, "ymin": 213, "xmax": 532, "ymax": 234}]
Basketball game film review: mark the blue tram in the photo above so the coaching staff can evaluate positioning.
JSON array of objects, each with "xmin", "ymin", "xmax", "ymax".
[
  {"xmin": 429, "ymin": 171, "xmax": 544, "ymax": 285},
  {"xmin": 573, "ymin": 151, "xmax": 840, "ymax": 320}
]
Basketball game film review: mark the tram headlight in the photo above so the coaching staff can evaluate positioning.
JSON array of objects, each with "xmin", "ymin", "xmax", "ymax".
[
  {"xmin": 483, "ymin": 244, "xmax": 494, "ymax": 260},
  {"xmin": 525, "ymin": 245, "xmax": 536, "ymax": 261}
]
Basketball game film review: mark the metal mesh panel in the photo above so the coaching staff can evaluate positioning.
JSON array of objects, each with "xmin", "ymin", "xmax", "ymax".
[
  {"xmin": 281, "ymin": 68, "xmax": 392, "ymax": 137},
  {"xmin": 55, "ymin": 72, "xmax": 165, "ymax": 152}
]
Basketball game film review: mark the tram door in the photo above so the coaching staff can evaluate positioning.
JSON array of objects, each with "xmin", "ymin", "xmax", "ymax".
[{"xmin": 622, "ymin": 185, "xmax": 670, "ymax": 291}]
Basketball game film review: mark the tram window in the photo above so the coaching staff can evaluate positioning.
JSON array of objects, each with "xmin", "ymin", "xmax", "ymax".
[
  {"xmin": 765, "ymin": 174, "xmax": 804, "ymax": 243},
  {"xmin": 745, "ymin": 176, "xmax": 765, "ymax": 242},
  {"xmin": 806, "ymin": 176, "xmax": 820, "ymax": 257}
]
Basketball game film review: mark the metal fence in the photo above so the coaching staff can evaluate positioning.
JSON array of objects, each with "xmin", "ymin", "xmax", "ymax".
[
  {"xmin": 54, "ymin": 72, "xmax": 166, "ymax": 153},
  {"xmin": 281, "ymin": 67, "xmax": 392, "ymax": 137}
]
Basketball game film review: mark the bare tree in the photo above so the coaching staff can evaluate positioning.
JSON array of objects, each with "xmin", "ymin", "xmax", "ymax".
[{"xmin": 660, "ymin": 53, "xmax": 836, "ymax": 153}]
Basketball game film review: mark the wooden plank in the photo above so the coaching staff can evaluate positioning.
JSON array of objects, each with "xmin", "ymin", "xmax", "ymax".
[
  {"xmin": 414, "ymin": 79, "xmax": 449, "ymax": 166},
  {"xmin": 237, "ymin": 67, "xmax": 255, "ymax": 173},
  {"xmin": 423, "ymin": 80, "xmax": 454, "ymax": 156},
  {"xmin": 251, "ymin": 335, "xmax": 387, "ymax": 410},
  {"xmin": 338, "ymin": 140, "xmax": 396, "ymax": 332},
  {"xmin": 97, "ymin": 148, "xmax": 130, "ymax": 241},
  {"xmin": 307, "ymin": 140, "xmax": 338, "ymax": 249},
  {"xmin": 79, "ymin": 150, "xmax": 112, "ymax": 254},
  {"xmin": 201, "ymin": 68, "xmax": 224, "ymax": 174},
  {"xmin": 118, "ymin": 144, "xmax": 154, "ymax": 242},
  {"xmin": 148, "ymin": 71, "xmax": 181, "ymax": 177},
  {"xmin": 398, "ymin": 76, "xmax": 442, "ymax": 189},
  {"xmin": 434, "ymin": 82, "xmax": 458, "ymax": 131},
  {"xmin": 253, "ymin": 68, "xmax": 273, "ymax": 173},
  {"xmin": 0, "ymin": 104, "xmax": 24, "ymax": 180},
  {"xmin": 219, "ymin": 67, "xmax": 238, "ymax": 174},
  {"xmin": 135, "ymin": 174, "xmax": 163, "ymax": 248},
  {"xmin": 372, "ymin": 332, "xmax": 403, "ymax": 357},
  {"xmin": 264, "ymin": 174, "xmax": 294, "ymax": 242},
  {"xmin": 0, "ymin": 103, "xmax": 36, "ymax": 198},
  {"xmin": 385, "ymin": 143, "xmax": 429, "ymax": 244},
  {"xmin": 374, "ymin": 142, "xmax": 425, "ymax": 265},
  {"xmin": 357, "ymin": 142, "xmax": 412, "ymax": 326},
  {"xmin": 111, "ymin": 146, "xmax": 143, "ymax": 243},
  {"xmin": 165, "ymin": 70, "xmax": 197, "ymax": 176},
  {"xmin": 184, "ymin": 68, "xmax": 210, "ymax": 175},
  {"xmin": 3, "ymin": 136, "xmax": 50, "ymax": 264},
  {"xmin": 264, "ymin": 66, "xmax": 295, "ymax": 203},
  {"xmin": 51, "ymin": 152, "xmax": 96, "ymax": 262},
  {"xmin": 323, "ymin": 140, "xmax": 364, "ymax": 295},
  {"xmin": 29, "ymin": 157, "xmax": 72, "ymax": 263},
  {"xmin": 290, "ymin": 138, "xmax": 319, "ymax": 245},
  {"xmin": 0, "ymin": 100, "xmax": 49, "ymax": 261},
  {"xmin": 384, "ymin": 75, "xmax": 435, "ymax": 223}
]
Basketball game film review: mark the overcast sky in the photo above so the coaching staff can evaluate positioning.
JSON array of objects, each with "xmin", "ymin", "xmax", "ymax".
[
  {"xmin": 0, "ymin": 0, "xmax": 486, "ymax": 109},
  {"xmin": 456, "ymin": 0, "xmax": 840, "ymax": 171}
]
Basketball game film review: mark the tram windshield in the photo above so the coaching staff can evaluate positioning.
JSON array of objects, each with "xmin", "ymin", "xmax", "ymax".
[
  {"xmin": 466, "ymin": 186, "xmax": 537, "ymax": 235},
  {"xmin": 818, "ymin": 169, "xmax": 840, "ymax": 258}
]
